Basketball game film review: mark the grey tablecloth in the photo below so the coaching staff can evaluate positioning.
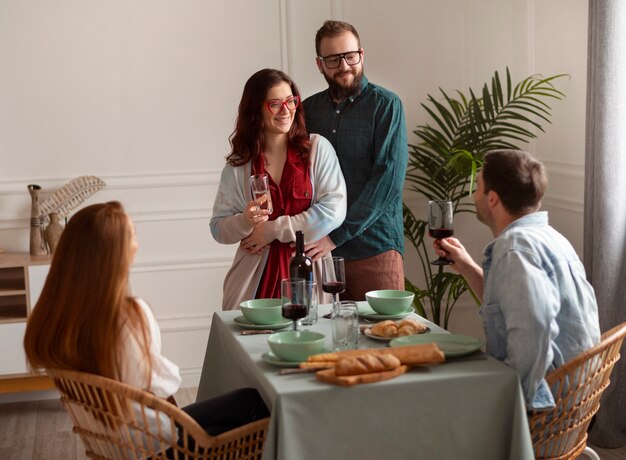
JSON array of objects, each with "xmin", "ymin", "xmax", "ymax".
[{"xmin": 197, "ymin": 305, "xmax": 533, "ymax": 460}]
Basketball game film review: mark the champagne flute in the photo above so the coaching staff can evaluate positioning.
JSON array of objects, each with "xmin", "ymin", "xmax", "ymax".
[
  {"xmin": 281, "ymin": 278, "xmax": 308, "ymax": 331},
  {"xmin": 322, "ymin": 257, "xmax": 346, "ymax": 313},
  {"xmin": 428, "ymin": 200, "xmax": 454, "ymax": 265}
]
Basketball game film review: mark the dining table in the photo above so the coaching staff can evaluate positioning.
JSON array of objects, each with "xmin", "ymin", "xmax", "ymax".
[{"xmin": 196, "ymin": 304, "xmax": 534, "ymax": 460}]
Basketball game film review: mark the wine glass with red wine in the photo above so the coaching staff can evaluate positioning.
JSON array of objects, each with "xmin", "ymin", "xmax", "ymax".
[
  {"xmin": 322, "ymin": 257, "xmax": 346, "ymax": 313},
  {"xmin": 428, "ymin": 200, "xmax": 454, "ymax": 265},
  {"xmin": 281, "ymin": 278, "xmax": 309, "ymax": 331}
]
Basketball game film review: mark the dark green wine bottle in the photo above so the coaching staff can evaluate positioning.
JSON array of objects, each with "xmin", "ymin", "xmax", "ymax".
[{"xmin": 289, "ymin": 231, "xmax": 313, "ymax": 282}]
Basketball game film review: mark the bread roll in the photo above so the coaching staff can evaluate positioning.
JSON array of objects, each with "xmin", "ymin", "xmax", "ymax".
[
  {"xmin": 397, "ymin": 319, "xmax": 417, "ymax": 328},
  {"xmin": 370, "ymin": 320, "xmax": 398, "ymax": 337},
  {"xmin": 335, "ymin": 354, "xmax": 401, "ymax": 376},
  {"xmin": 397, "ymin": 319, "xmax": 428, "ymax": 334}
]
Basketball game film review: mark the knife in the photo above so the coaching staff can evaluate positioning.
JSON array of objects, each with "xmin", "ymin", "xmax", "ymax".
[{"xmin": 241, "ymin": 330, "xmax": 275, "ymax": 335}]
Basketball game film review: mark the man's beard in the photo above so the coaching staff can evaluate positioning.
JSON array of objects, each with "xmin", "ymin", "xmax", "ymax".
[{"xmin": 324, "ymin": 68, "xmax": 363, "ymax": 102}]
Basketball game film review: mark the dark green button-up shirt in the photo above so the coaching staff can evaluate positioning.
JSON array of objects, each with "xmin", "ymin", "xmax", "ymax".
[{"xmin": 304, "ymin": 75, "xmax": 408, "ymax": 260}]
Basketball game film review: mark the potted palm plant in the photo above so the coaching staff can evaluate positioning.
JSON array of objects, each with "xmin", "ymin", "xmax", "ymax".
[{"xmin": 404, "ymin": 68, "xmax": 566, "ymax": 328}]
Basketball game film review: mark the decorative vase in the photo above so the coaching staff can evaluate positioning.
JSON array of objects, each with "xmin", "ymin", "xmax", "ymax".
[
  {"xmin": 27, "ymin": 184, "xmax": 47, "ymax": 256},
  {"xmin": 44, "ymin": 212, "xmax": 64, "ymax": 255}
]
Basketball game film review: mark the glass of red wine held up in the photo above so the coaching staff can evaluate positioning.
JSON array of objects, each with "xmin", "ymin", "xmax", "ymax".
[
  {"xmin": 322, "ymin": 256, "xmax": 346, "ymax": 314},
  {"xmin": 281, "ymin": 278, "xmax": 309, "ymax": 331},
  {"xmin": 428, "ymin": 200, "xmax": 454, "ymax": 265}
]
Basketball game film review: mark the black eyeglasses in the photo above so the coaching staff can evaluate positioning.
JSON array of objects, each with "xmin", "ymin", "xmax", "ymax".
[
  {"xmin": 318, "ymin": 50, "xmax": 362, "ymax": 69},
  {"xmin": 265, "ymin": 96, "xmax": 300, "ymax": 115}
]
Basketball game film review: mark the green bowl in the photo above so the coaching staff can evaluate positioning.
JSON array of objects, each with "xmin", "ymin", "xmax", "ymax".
[
  {"xmin": 365, "ymin": 290, "xmax": 415, "ymax": 315},
  {"xmin": 240, "ymin": 299, "xmax": 283, "ymax": 325},
  {"xmin": 267, "ymin": 331, "xmax": 326, "ymax": 362}
]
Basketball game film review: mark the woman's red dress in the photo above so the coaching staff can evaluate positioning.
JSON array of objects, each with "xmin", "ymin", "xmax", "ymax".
[{"xmin": 253, "ymin": 149, "xmax": 312, "ymax": 298}]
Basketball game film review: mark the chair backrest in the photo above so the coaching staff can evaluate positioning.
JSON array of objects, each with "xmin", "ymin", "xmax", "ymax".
[
  {"xmin": 528, "ymin": 322, "xmax": 626, "ymax": 460},
  {"xmin": 47, "ymin": 368, "xmax": 269, "ymax": 460}
]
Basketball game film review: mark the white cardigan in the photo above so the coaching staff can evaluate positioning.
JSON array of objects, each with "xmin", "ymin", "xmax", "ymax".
[{"xmin": 210, "ymin": 134, "xmax": 347, "ymax": 310}]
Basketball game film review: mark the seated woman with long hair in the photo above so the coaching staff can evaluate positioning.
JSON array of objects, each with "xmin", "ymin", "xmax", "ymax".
[{"xmin": 23, "ymin": 201, "xmax": 268, "ymax": 443}]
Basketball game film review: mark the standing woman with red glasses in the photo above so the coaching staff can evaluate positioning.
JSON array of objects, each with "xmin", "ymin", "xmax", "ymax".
[{"xmin": 211, "ymin": 68, "xmax": 346, "ymax": 309}]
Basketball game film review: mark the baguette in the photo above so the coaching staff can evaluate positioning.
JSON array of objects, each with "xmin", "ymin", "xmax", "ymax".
[
  {"xmin": 299, "ymin": 361, "xmax": 336, "ymax": 369},
  {"xmin": 307, "ymin": 343, "xmax": 445, "ymax": 366},
  {"xmin": 335, "ymin": 354, "xmax": 401, "ymax": 376},
  {"xmin": 316, "ymin": 365, "xmax": 408, "ymax": 386}
]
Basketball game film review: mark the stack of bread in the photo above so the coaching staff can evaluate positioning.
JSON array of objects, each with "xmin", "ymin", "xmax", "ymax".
[
  {"xmin": 368, "ymin": 318, "xmax": 428, "ymax": 338},
  {"xmin": 301, "ymin": 343, "xmax": 445, "ymax": 386}
]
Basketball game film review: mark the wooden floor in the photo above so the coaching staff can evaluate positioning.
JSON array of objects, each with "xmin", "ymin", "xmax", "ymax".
[
  {"xmin": 0, "ymin": 387, "xmax": 197, "ymax": 460},
  {"xmin": 1, "ymin": 386, "xmax": 625, "ymax": 459}
]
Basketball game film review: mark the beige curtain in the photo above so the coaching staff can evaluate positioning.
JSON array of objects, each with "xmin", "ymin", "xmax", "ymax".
[{"xmin": 585, "ymin": 0, "xmax": 626, "ymax": 448}]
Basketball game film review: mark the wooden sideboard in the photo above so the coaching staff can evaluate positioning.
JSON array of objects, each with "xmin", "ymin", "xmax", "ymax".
[{"xmin": 0, "ymin": 253, "xmax": 52, "ymax": 393}]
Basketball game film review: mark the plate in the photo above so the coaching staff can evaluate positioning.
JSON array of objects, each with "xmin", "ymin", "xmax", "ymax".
[
  {"xmin": 261, "ymin": 351, "xmax": 302, "ymax": 368},
  {"xmin": 363, "ymin": 326, "xmax": 430, "ymax": 342},
  {"xmin": 261, "ymin": 349, "xmax": 331, "ymax": 368},
  {"xmin": 389, "ymin": 333, "xmax": 482, "ymax": 358},
  {"xmin": 233, "ymin": 315, "xmax": 291, "ymax": 330},
  {"xmin": 357, "ymin": 302, "xmax": 414, "ymax": 320}
]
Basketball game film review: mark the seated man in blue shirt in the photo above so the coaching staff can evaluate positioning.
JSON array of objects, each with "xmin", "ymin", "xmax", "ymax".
[{"xmin": 436, "ymin": 149, "xmax": 600, "ymax": 409}]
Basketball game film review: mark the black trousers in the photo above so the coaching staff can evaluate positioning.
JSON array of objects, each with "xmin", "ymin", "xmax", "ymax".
[
  {"xmin": 181, "ymin": 387, "xmax": 269, "ymax": 436},
  {"xmin": 165, "ymin": 387, "xmax": 269, "ymax": 457}
]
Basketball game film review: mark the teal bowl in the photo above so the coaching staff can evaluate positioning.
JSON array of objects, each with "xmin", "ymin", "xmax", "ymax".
[
  {"xmin": 240, "ymin": 299, "xmax": 283, "ymax": 325},
  {"xmin": 365, "ymin": 290, "xmax": 415, "ymax": 315},
  {"xmin": 267, "ymin": 331, "xmax": 326, "ymax": 362}
]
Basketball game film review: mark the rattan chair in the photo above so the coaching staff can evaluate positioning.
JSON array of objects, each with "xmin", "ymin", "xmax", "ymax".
[
  {"xmin": 527, "ymin": 322, "xmax": 626, "ymax": 460},
  {"xmin": 47, "ymin": 368, "xmax": 269, "ymax": 459}
]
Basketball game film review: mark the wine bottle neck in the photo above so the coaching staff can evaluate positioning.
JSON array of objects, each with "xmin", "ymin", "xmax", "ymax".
[{"xmin": 295, "ymin": 231, "xmax": 304, "ymax": 255}]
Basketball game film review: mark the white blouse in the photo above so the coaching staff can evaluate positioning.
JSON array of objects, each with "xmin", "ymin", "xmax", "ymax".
[{"xmin": 118, "ymin": 298, "xmax": 181, "ymax": 398}]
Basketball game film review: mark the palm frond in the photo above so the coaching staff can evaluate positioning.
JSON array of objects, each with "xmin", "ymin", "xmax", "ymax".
[
  {"xmin": 403, "ymin": 68, "xmax": 567, "ymax": 326},
  {"xmin": 403, "ymin": 204, "xmax": 427, "ymax": 251},
  {"xmin": 404, "ymin": 278, "xmax": 428, "ymax": 319}
]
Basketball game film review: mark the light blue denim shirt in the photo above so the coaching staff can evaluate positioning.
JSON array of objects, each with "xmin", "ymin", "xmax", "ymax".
[{"xmin": 480, "ymin": 211, "xmax": 600, "ymax": 410}]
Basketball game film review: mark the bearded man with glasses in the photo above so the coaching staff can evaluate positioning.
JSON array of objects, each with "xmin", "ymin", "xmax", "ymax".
[{"xmin": 303, "ymin": 20, "xmax": 408, "ymax": 301}]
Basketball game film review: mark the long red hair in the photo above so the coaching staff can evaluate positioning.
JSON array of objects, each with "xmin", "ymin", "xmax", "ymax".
[
  {"xmin": 23, "ymin": 201, "xmax": 152, "ymax": 382},
  {"xmin": 226, "ymin": 68, "xmax": 310, "ymax": 166}
]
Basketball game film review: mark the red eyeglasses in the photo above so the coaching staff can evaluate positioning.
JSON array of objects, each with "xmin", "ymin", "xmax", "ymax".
[{"xmin": 265, "ymin": 96, "xmax": 300, "ymax": 115}]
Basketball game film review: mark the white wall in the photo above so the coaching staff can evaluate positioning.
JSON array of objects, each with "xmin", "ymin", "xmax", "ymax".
[{"xmin": 0, "ymin": 0, "xmax": 588, "ymax": 387}]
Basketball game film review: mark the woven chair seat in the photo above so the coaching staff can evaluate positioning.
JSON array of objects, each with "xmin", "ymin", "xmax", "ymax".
[
  {"xmin": 47, "ymin": 368, "xmax": 269, "ymax": 459},
  {"xmin": 527, "ymin": 322, "xmax": 626, "ymax": 459}
]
